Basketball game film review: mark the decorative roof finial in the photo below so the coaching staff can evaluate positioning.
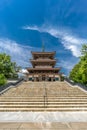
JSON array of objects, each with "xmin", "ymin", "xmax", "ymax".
[{"xmin": 42, "ymin": 42, "xmax": 45, "ymax": 52}]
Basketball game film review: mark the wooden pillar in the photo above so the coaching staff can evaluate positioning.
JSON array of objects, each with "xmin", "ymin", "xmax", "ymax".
[
  {"xmin": 33, "ymin": 75, "xmax": 36, "ymax": 82},
  {"xmin": 34, "ymin": 76, "xmax": 35, "ymax": 81},
  {"xmin": 45, "ymin": 75, "xmax": 47, "ymax": 81},
  {"xmin": 41, "ymin": 76, "xmax": 42, "ymax": 81},
  {"xmin": 39, "ymin": 75, "xmax": 40, "ymax": 81},
  {"xmin": 34, "ymin": 77, "xmax": 37, "ymax": 81},
  {"xmin": 32, "ymin": 75, "xmax": 34, "ymax": 81},
  {"xmin": 46, "ymin": 75, "xmax": 48, "ymax": 81},
  {"xmin": 54, "ymin": 74, "xmax": 55, "ymax": 81},
  {"xmin": 38, "ymin": 75, "xmax": 41, "ymax": 81},
  {"xmin": 27, "ymin": 74, "xmax": 29, "ymax": 81},
  {"xmin": 58, "ymin": 75, "xmax": 60, "ymax": 81},
  {"xmin": 51, "ymin": 77, "xmax": 53, "ymax": 81}
]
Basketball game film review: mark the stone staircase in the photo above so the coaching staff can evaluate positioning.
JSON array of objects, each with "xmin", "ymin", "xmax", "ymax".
[{"xmin": 0, "ymin": 81, "xmax": 87, "ymax": 111}]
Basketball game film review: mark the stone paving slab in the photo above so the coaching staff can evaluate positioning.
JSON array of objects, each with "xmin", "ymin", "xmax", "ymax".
[
  {"xmin": 0, "ymin": 112, "xmax": 87, "ymax": 122},
  {"xmin": 0, "ymin": 122, "xmax": 87, "ymax": 130}
]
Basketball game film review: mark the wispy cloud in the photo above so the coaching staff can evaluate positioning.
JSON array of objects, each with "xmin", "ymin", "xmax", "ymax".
[
  {"xmin": 58, "ymin": 60, "xmax": 77, "ymax": 71},
  {"xmin": 0, "ymin": 38, "xmax": 35, "ymax": 67},
  {"xmin": 0, "ymin": 36, "xmax": 78, "ymax": 75},
  {"xmin": 22, "ymin": 25, "xmax": 87, "ymax": 57},
  {"xmin": 56, "ymin": 58, "xmax": 78, "ymax": 75},
  {"xmin": 22, "ymin": 25, "xmax": 42, "ymax": 32}
]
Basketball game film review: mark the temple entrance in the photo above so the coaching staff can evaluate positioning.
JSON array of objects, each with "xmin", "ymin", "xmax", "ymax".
[
  {"xmin": 42, "ymin": 75, "xmax": 45, "ymax": 81},
  {"xmin": 31, "ymin": 75, "xmax": 60, "ymax": 81},
  {"xmin": 29, "ymin": 74, "xmax": 61, "ymax": 81}
]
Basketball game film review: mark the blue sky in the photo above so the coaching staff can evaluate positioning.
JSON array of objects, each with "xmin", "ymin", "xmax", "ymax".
[{"xmin": 0, "ymin": 0, "xmax": 87, "ymax": 75}]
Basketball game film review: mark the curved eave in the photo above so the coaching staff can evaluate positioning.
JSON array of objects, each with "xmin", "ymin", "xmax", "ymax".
[
  {"xmin": 31, "ymin": 51, "xmax": 56, "ymax": 55},
  {"xmin": 30, "ymin": 59, "xmax": 56, "ymax": 63},
  {"xmin": 30, "ymin": 60, "xmax": 56, "ymax": 67},
  {"xmin": 27, "ymin": 67, "xmax": 61, "ymax": 71}
]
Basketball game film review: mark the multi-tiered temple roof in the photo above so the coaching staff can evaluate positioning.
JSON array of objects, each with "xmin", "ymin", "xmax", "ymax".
[{"xmin": 27, "ymin": 51, "xmax": 61, "ymax": 81}]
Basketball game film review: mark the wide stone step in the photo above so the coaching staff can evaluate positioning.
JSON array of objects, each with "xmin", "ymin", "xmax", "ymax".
[
  {"xmin": 0, "ymin": 107, "xmax": 87, "ymax": 112},
  {"xmin": 0, "ymin": 99, "xmax": 87, "ymax": 102},
  {"xmin": 1, "ymin": 96, "xmax": 87, "ymax": 98},
  {"xmin": 47, "ymin": 99, "xmax": 87, "ymax": 101},
  {"xmin": 47, "ymin": 92, "xmax": 86, "ymax": 95},
  {"xmin": 0, "ymin": 104, "xmax": 87, "ymax": 108},
  {"xmin": 0, "ymin": 101, "xmax": 87, "ymax": 104},
  {"xmin": 0, "ymin": 81, "xmax": 87, "ymax": 112},
  {"xmin": 0, "ymin": 97, "xmax": 87, "ymax": 100},
  {"xmin": 47, "ymin": 93, "xmax": 87, "ymax": 97}
]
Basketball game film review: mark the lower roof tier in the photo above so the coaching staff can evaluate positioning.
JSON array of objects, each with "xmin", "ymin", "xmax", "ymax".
[
  {"xmin": 27, "ymin": 67, "xmax": 60, "ymax": 71},
  {"xmin": 27, "ymin": 68, "xmax": 61, "ymax": 74},
  {"xmin": 30, "ymin": 60, "xmax": 56, "ymax": 66}
]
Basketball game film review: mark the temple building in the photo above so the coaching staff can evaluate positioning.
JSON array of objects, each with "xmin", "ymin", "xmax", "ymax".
[{"xmin": 27, "ymin": 50, "xmax": 62, "ymax": 81}]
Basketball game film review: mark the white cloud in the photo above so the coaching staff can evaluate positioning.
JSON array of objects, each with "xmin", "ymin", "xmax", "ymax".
[
  {"xmin": 22, "ymin": 25, "xmax": 87, "ymax": 57},
  {"xmin": 22, "ymin": 25, "xmax": 42, "ymax": 32},
  {"xmin": 61, "ymin": 35, "xmax": 87, "ymax": 57},
  {"xmin": 59, "ymin": 60, "xmax": 76, "ymax": 71},
  {"xmin": 0, "ymin": 35, "xmax": 79, "ymax": 75},
  {"xmin": 0, "ymin": 38, "xmax": 34, "ymax": 67}
]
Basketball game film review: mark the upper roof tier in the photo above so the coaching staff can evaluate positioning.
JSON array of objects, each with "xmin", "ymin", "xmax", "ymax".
[
  {"xmin": 31, "ymin": 51, "xmax": 56, "ymax": 59},
  {"xmin": 30, "ymin": 59, "xmax": 56, "ymax": 67}
]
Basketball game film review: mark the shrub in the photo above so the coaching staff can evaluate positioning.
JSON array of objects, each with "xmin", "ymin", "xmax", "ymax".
[{"xmin": 0, "ymin": 74, "xmax": 7, "ymax": 86}]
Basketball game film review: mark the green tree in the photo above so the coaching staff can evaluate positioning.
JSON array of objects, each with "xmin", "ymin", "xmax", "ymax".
[
  {"xmin": 0, "ymin": 74, "xmax": 7, "ymax": 86},
  {"xmin": 69, "ymin": 44, "xmax": 87, "ymax": 86},
  {"xmin": 69, "ymin": 62, "xmax": 81, "ymax": 82},
  {"xmin": 0, "ymin": 53, "xmax": 18, "ymax": 79},
  {"xmin": 81, "ymin": 44, "xmax": 87, "ymax": 56}
]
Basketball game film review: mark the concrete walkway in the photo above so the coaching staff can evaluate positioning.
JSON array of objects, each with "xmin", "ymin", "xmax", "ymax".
[{"xmin": 0, "ymin": 112, "xmax": 87, "ymax": 122}]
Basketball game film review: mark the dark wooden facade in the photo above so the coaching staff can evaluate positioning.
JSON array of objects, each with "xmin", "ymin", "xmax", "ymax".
[{"xmin": 27, "ymin": 51, "xmax": 61, "ymax": 81}]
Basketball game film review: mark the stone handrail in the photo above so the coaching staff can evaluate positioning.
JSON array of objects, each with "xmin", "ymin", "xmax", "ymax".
[
  {"xmin": 0, "ymin": 78, "xmax": 23, "ymax": 95},
  {"xmin": 65, "ymin": 77, "xmax": 87, "ymax": 91}
]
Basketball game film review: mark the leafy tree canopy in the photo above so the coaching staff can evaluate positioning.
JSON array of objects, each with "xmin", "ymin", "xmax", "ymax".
[
  {"xmin": 0, "ymin": 53, "xmax": 20, "ymax": 79},
  {"xmin": 69, "ymin": 44, "xmax": 87, "ymax": 86},
  {"xmin": 0, "ymin": 74, "xmax": 7, "ymax": 86}
]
